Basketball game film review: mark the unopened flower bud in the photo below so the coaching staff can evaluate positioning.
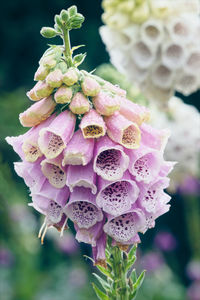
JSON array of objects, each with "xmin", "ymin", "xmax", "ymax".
[
  {"xmin": 63, "ymin": 68, "xmax": 79, "ymax": 86},
  {"xmin": 40, "ymin": 27, "xmax": 58, "ymax": 38},
  {"xmin": 54, "ymin": 85, "xmax": 73, "ymax": 104},
  {"xmin": 60, "ymin": 10, "xmax": 69, "ymax": 22},
  {"xmin": 131, "ymin": 2, "xmax": 150, "ymax": 23},
  {"xmin": 46, "ymin": 69, "xmax": 63, "ymax": 88},
  {"xmin": 69, "ymin": 92, "xmax": 90, "ymax": 114},
  {"xmin": 70, "ymin": 14, "xmax": 85, "ymax": 29},
  {"xmin": 34, "ymin": 65, "xmax": 49, "ymax": 81},
  {"xmin": 26, "ymin": 87, "xmax": 41, "ymax": 101},
  {"xmin": 41, "ymin": 56, "xmax": 57, "ymax": 69},
  {"xmin": 81, "ymin": 77, "xmax": 100, "ymax": 97},
  {"xmin": 68, "ymin": 5, "xmax": 77, "ymax": 17},
  {"xmin": 19, "ymin": 96, "xmax": 56, "ymax": 127},
  {"xmin": 34, "ymin": 81, "xmax": 54, "ymax": 98},
  {"xmin": 93, "ymin": 91, "xmax": 120, "ymax": 116}
]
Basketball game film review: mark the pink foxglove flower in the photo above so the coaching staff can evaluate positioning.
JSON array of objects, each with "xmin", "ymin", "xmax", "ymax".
[
  {"xmin": 105, "ymin": 112, "xmax": 141, "ymax": 149},
  {"xmin": 62, "ymin": 129, "xmax": 94, "ymax": 166},
  {"xmin": 64, "ymin": 187, "xmax": 103, "ymax": 229},
  {"xmin": 19, "ymin": 96, "xmax": 56, "ymax": 127},
  {"xmin": 96, "ymin": 171, "xmax": 139, "ymax": 216},
  {"xmin": 93, "ymin": 135, "xmax": 129, "ymax": 181},
  {"xmin": 80, "ymin": 109, "xmax": 106, "ymax": 139},
  {"xmin": 38, "ymin": 110, "xmax": 76, "ymax": 159},
  {"xmin": 6, "ymin": 6, "xmax": 175, "ymax": 298},
  {"xmin": 41, "ymin": 154, "xmax": 67, "ymax": 188},
  {"xmin": 66, "ymin": 162, "xmax": 97, "ymax": 194}
]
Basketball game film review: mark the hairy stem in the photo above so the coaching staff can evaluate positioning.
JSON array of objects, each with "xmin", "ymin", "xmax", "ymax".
[{"xmin": 62, "ymin": 28, "xmax": 73, "ymax": 67}]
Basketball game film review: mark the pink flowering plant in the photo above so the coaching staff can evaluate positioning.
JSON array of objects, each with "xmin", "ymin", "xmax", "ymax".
[{"xmin": 6, "ymin": 6, "xmax": 175, "ymax": 300}]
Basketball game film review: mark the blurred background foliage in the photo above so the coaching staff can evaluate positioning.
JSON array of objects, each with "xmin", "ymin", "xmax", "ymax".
[{"xmin": 0, "ymin": 1, "xmax": 199, "ymax": 300}]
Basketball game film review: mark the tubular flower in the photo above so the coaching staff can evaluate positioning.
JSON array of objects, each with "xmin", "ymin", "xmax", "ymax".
[
  {"xmin": 19, "ymin": 96, "xmax": 56, "ymax": 127},
  {"xmin": 100, "ymin": 0, "xmax": 200, "ymax": 103},
  {"xmin": 105, "ymin": 112, "xmax": 141, "ymax": 149},
  {"xmin": 6, "ymin": 5, "xmax": 175, "ymax": 268},
  {"xmin": 80, "ymin": 109, "xmax": 107, "ymax": 139},
  {"xmin": 38, "ymin": 110, "xmax": 76, "ymax": 159}
]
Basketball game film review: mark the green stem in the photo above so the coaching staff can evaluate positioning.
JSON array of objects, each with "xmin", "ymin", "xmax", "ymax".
[
  {"xmin": 62, "ymin": 28, "xmax": 73, "ymax": 67},
  {"xmin": 112, "ymin": 247, "xmax": 129, "ymax": 300}
]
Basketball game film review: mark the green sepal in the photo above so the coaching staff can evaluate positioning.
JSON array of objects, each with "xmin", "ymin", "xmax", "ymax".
[
  {"xmin": 60, "ymin": 9, "xmax": 69, "ymax": 22},
  {"xmin": 54, "ymin": 15, "xmax": 63, "ymax": 28},
  {"xmin": 93, "ymin": 273, "xmax": 110, "ymax": 292},
  {"xmin": 92, "ymin": 283, "xmax": 109, "ymax": 300},
  {"xmin": 68, "ymin": 5, "xmax": 77, "ymax": 17},
  {"xmin": 73, "ymin": 53, "xmax": 86, "ymax": 67}
]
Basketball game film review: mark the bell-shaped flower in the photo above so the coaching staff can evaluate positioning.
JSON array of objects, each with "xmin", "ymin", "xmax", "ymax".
[
  {"xmin": 64, "ymin": 187, "xmax": 103, "ymax": 229},
  {"xmin": 41, "ymin": 154, "xmax": 67, "ymax": 189},
  {"xmin": 30, "ymin": 185, "xmax": 69, "ymax": 244},
  {"xmin": 62, "ymin": 129, "xmax": 94, "ymax": 166},
  {"xmin": 137, "ymin": 177, "xmax": 170, "ymax": 214},
  {"xmin": 38, "ymin": 110, "xmax": 76, "ymax": 159},
  {"xmin": 6, "ymin": 115, "xmax": 55, "ymax": 162},
  {"xmin": 69, "ymin": 92, "xmax": 90, "ymax": 114},
  {"xmin": 93, "ymin": 135, "xmax": 129, "ymax": 181},
  {"xmin": 141, "ymin": 123, "xmax": 170, "ymax": 152},
  {"xmin": 14, "ymin": 158, "xmax": 46, "ymax": 193},
  {"xmin": 74, "ymin": 220, "xmax": 104, "ymax": 247},
  {"xmin": 126, "ymin": 144, "xmax": 163, "ymax": 183},
  {"xmin": 103, "ymin": 208, "xmax": 145, "ymax": 244},
  {"xmin": 80, "ymin": 109, "xmax": 106, "ymax": 139},
  {"xmin": 105, "ymin": 112, "xmax": 141, "ymax": 149},
  {"xmin": 96, "ymin": 171, "xmax": 139, "ymax": 216},
  {"xmin": 19, "ymin": 96, "xmax": 56, "ymax": 127},
  {"xmin": 66, "ymin": 162, "xmax": 97, "ymax": 194}
]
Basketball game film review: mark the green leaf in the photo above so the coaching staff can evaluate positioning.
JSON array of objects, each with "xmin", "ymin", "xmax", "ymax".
[
  {"xmin": 131, "ymin": 269, "xmax": 137, "ymax": 283},
  {"xmin": 83, "ymin": 255, "xmax": 94, "ymax": 264},
  {"xmin": 73, "ymin": 53, "xmax": 86, "ymax": 67},
  {"xmin": 93, "ymin": 273, "xmax": 110, "ymax": 291},
  {"xmin": 92, "ymin": 283, "xmax": 109, "ymax": 300},
  {"xmin": 128, "ymin": 245, "xmax": 137, "ymax": 260},
  {"xmin": 97, "ymin": 265, "xmax": 113, "ymax": 279},
  {"xmin": 133, "ymin": 270, "xmax": 145, "ymax": 290},
  {"xmin": 71, "ymin": 45, "xmax": 85, "ymax": 54},
  {"xmin": 126, "ymin": 255, "xmax": 136, "ymax": 272}
]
